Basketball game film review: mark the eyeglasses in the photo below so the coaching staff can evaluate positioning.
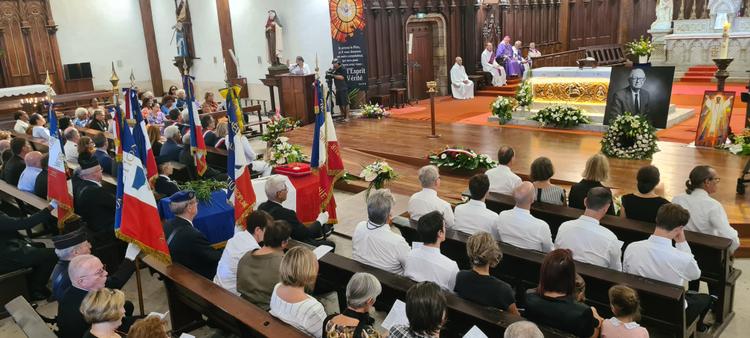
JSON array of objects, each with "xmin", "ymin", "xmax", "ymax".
[
  {"xmin": 80, "ymin": 264, "xmax": 107, "ymax": 279},
  {"xmin": 710, "ymin": 177, "xmax": 721, "ymax": 182}
]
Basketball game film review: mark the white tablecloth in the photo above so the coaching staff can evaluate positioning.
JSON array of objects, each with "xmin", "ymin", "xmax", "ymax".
[
  {"xmin": 532, "ymin": 67, "xmax": 612, "ymax": 79},
  {"xmin": 0, "ymin": 84, "xmax": 54, "ymax": 98}
]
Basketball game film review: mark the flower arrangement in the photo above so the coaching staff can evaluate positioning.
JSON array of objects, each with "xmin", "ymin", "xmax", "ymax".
[
  {"xmin": 722, "ymin": 128, "xmax": 750, "ymax": 155},
  {"xmin": 490, "ymin": 96, "xmax": 515, "ymax": 124},
  {"xmin": 269, "ymin": 137, "xmax": 307, "ymax": 165},
  {"xmin": 360, "ymin": 102, "xmax": 389, "ymax": 119},
  {"xmin": 360, "ymin": 161, "xmax": 398, "ymax": 195},
  {"xmin": 261, "ymin": 115, "xmax": 300, "ymax": 146},
  {"xmin": 515, "ymin": 80, "xmax": 533, "ymax": 108},
  {"xmin": 428, "ymin": 147, "xmax": 497, "ymax": 171},
  {"xmin": 625, "ymin": 36, "xmax": 654, "ymax": 56},
  {"xmin": 601, "ymin": 112, "xmax": 660, "ymax": 160},
  {"xmin": 529, "ymin": 105, "xmax": 592, "ymax": 128},
  {"xmin": 177, "ymin": 180, "xmax": 228, "ymax": 202}
]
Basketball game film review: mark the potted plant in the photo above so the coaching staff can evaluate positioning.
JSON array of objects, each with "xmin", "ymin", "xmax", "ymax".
[{"xmin": 625, "ymin": 36, "xmax": 655, "ymax": 64}]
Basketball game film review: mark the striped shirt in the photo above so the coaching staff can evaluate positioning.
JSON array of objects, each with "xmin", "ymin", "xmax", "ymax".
[
  {"xmin": 269, "ymin": 283, "xmax": 327, "ymax": 338},
  {"xmin": 534, "ymin": 185, "xmax": 566, "ymax": 205}
]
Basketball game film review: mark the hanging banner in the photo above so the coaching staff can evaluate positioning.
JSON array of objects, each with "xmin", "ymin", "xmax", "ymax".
[{"xmin": 329, "ymin": 0, "xmax": 368, "ymax": 89}]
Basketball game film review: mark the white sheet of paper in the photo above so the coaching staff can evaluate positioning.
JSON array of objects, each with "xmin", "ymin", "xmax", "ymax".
[
  {"xmin": 381, "ymin": 299, "xmax": 408, "ymax": 331},
  {"xmin": 178, "ymin": 334, "xmax": 196, "ymax": 338},
  {"xmin": 412, "ymin": 242, "xmax": 423, "ymax": 250},
  {"xmin": 125, "ymin": 243, "xmax": 141, "ymax": 261},
  {"xmin": 147, "ymin": 311, "xmax": 168, "ymax": 320},
  {"xmin": 313, "ymin": 245, "xmax": 333, "ymax": 260},
  {"xmin": 463, "ymin": 326, "xmax": 488, "ymax": 338}
]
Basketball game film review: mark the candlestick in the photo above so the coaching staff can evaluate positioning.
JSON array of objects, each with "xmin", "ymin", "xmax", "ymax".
[
  {"xmin": 713, "ymin": 58, "xmax": 734, "ymax": 92},
  {"xmin": 720, "ymin": 21, "xmax": 731, "ymax": 59}
]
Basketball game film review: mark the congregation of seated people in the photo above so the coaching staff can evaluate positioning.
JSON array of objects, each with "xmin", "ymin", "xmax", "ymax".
[{"xmin": 0, "ymin": 100, "xmax": 741, "ymax": 338}]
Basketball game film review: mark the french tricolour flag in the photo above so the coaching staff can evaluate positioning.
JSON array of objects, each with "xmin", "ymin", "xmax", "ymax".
[
  {"xmin": 115, "ymin": 110, "xmax": 170, "ymax": 263},
  {"xmin": 183, "ymin": 75, "xmax": 208, "ymax": 176},
  {"xmin": 46, "ymin": 103, "xmax": 73, "ymax": 228},
  {"xmin": 310, "ymin": 78, "xmax": 344, "ymax": 222},
  {"xmin": 126, "ymin": 88, "xmax": 157, "ymax": 183},
  {"xmin": 222, "ymin": 85, "xmax": 255, "ymax": 227}
]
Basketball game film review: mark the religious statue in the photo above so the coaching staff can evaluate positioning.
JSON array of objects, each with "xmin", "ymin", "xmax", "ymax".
[
  {"xmin": 173, "ymin": 0, "xmax": 190, "ymax": 57},
  {"xmin": 651, "ymin": 0, "xmax": 673, "ymax": 31},
  {"xmin": 265, "ymin": 10, "xmax": 284, "ymax": 66}
]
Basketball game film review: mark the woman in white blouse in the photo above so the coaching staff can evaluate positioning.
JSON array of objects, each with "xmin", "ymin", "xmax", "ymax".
[
  {"xmin": 673, "ymin": 165, "xmax": 739, "ymax": 253},
  {"xmin": 29, "ymin": 113, "xmax": 50, "ymax": 140},
  {"xmin": 269, "ymin": 246, "xmax": 327, "ymax": 338}
]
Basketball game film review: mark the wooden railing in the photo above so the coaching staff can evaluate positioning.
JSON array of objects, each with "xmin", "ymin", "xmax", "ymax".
[{"xmin": 531, "ymin": 49, "xmax": 587, "ymax": 68}]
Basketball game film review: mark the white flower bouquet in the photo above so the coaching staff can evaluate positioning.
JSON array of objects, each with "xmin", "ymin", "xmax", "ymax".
[
  {"xmin": 269, "ymin": 138, "xmax": 306, "ymax": 165},
  {"xmin": 721, "ymin": 128, "xmax": 750, "ymax": 155},
  {"xmin": 529, "ymin": 105, "xmax": 591, "ymax": 128},
  {"xmin": 490, "ymin": 96, "xmax": 515, "ymax": 124},
  {"xmin": 360, "ymin": 161, "xmax": 398, "ymax": 194},
  {"xmin": 428, "ymin": 146, "xmax": 497, "ymax": 172},
  {"xmin": 360, "ymin": 102, "xmax": 389, "ymax": 119},
  {"xmin": 515, "ymin": 80, "xmax": 533, "ymax": 107},
  {"xmin": 601, "ymin": 112, "xmax": 659, "ymax": 160}
]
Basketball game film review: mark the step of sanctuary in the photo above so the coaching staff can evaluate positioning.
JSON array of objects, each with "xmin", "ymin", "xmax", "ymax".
[{"xmin": 476, "ymin": 77, "xmax": 522, "ymax": 97}]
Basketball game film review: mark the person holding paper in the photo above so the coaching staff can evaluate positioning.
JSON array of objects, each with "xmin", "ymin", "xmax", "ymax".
[
  {"xmin": 454, "ymin": 232, "xmax": 519, "ymax": 315},
  {"xmin": 323, "ymin": 272, "xmax": 383, "ymax": 337},
  {"xmin": 269, "ymin": 246, "xmax": 327, "ymax": 338},
  {"xmin": 388, "ymin": 282, "xmax": 446, "ymax": 338},
  {"xmin": 403, "ymin": 211, "xmax": 459, "ymax": 291}
]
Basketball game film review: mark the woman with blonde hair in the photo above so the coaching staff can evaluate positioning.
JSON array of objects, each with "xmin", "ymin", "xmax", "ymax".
[
  {"xmin": 146, "ymin": 124, "xmax": 162, "ymax": 158},
  {"xmin": 201, "ymin": 91, "xmax": 220, "ymax": 113},
  {"xmin": 213, "ymin": 120, "xmax": 229, "ymax": 149},
  {"xmin": 602, "ymin": 285, "xmax": 649, "ymax": 337},
  {"xmin": 127, "ymin": 315, "xmax": 169, "ymax": 338},
  {"xmin": 568, "ymin": 153, "xmax": 615, "ymax": 215},
  {"xmin": 269, "ymin": 246, "xmax": 327, "ymax": 338},
  {"xmin": 80, "ymin": 288, "xmax": 126, "ymax": 338},
  {"xmin": 454, "ymin": 232, "xmax": 519, "ymax": 315}
]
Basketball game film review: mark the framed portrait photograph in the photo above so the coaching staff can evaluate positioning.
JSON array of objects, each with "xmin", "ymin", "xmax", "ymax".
[{"xmin": 603, "ymin": 66, "xmax": 675, "ymax": 129}]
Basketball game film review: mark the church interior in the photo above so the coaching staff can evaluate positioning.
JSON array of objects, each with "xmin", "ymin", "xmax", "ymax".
[{"xmin": 0, "ymin": 0, "xmax": 749, "ymax": 337}]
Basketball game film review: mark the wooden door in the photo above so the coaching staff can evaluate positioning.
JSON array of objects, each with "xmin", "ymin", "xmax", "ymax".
[{"xmin": 406, "ymin": 23, "xmax": 433, "ymax": 100}]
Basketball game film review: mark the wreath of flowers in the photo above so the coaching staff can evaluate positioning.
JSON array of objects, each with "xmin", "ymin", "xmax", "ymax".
[
  {"xmin": 529, "ymin": 105, "xmax": 592, "ymax": 128},
  {"xmin": 490, "ymin": 96, "xmax": 515, "ymax": 124},
  {"xmin": 515, "ymin": 80, "xmax": 533, "ymax": 107},
  {"xmin": 269, "ymin": 138, "xmax": 307, "ymax": 165},
  {"xmin": 360, "ymin": 102, "xmax": 389, "ymax": 119},
  {"xmin": 601, "ymin": 112, "xmax": 660, "ymax": 160},
  {"xmin": 428, "ymin": 146, "xmax": 497, "ymax": 171}
]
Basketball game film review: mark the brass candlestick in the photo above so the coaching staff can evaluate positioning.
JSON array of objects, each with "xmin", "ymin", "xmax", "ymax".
[
  {"xmin": 712, "ymin": 58, "xmax": 734, "ymax": 92},
  {"xmin": 427, "ymin": 81, "xmax": 439, "ymax": 138}
]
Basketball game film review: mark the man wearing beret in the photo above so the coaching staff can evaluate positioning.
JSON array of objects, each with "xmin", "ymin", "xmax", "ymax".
[
  {"xmin": 163, "ymin": 190, "xmax": 222, "ymax": 279},
  {"xmin": 0, "ymin": 202, "xmax": 57, "ymax": 301},
  {"xmin": 73, "ymin": 158, "xmax": 116, "ymax": 236},
  {"xmin": 50, "ymin": 228, "xmax": 135, "ymax": 301}
]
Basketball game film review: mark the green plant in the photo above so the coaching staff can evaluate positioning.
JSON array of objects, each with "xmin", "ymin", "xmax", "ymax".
[
  {"xmin": 601, "ymin": 112, "xmax": 659, "ymax": 160},
  {"xmin": 269, "ymin": 139, "xmax": 306, "ymax": 165},
  {"xmin": 360, "ymin": 161, "xmax": 398, "ymax": 195},
  {"xmin": 515, "ymin": 80, "xmax": 533, "ymax": 107},
  {"xmin": 625, "ymin": 36, "xmax": 654, "ymax": 56},
  {"xmin": 360, "ymin": 102, "xmax": 388, "ymax": 119},
  {"xmin": 177, "ymin": 180, "xmax": 228, "ymax": 202},
  {"xmin": 490, "ymin": 96, "xmax": 515, "ymax": 124},
  {"xmin": 428, "ymin": 147, "xmax": 497, "ymax": 171},
  {"xmin": 261, "ymin": 116, "xmax": 300, "ymax": 146},
  {"xmin": 529, "ymin": 105, "xmax": 592, "ymax": 128},
  {"xmin": 347, "ymin": 88, "xmax": 361, "ymax": 109},
  {"xmin": 722, "ymin": 128, "xmax": 750, "ymax": 155}
]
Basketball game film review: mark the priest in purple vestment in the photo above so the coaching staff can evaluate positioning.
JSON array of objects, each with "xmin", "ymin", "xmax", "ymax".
[{"xmin": 495, "ymin": 36, "xmax": 523, "ymax": 78}]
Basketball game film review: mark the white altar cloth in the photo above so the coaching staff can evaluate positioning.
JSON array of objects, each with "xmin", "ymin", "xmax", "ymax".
[
  {"xmin": 531, "ymin": 67, "xmax": 612, "ymax": 79},
  {"xmin": 0, "ymin": 84, "xmax": 53, "ymax": 98}
]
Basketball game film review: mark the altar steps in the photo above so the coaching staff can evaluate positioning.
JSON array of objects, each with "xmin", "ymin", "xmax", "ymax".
[
  {"xmin": 475, "ymin": 77, "xmax": 521, "ymax": 97},
  {"xmin": 680, "ymin": 65, "xmax": 718, "ymax": 83}
]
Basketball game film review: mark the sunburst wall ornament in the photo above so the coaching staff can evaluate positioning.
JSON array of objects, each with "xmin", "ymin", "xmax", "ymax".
[{"xmin": 329, "ymin": 0, "xmax": 365, "ymax": 43}]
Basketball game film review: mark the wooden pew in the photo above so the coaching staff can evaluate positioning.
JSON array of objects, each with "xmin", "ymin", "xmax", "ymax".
[
  {"xmin": 288, "ymin": 241, "xmax": 574, "ymax": 338},
  {"xmin": 200, "ymin": 104, "xmax": 268, "ymax": 135},
  {"xmin": 583, "ymin": 44, "xmax": 629, "ymax": 66},
  {"xmin": 480, "ymin": 191, "xmax": 739, "ymax": 329},
  {"xmin": 392, "ymin": 217, "xmax": 695, "ymax": 338},
  {"xmin": 141, "ymin": 255, "xmax": 309, "ymax": 338},
  {"xmin": 0, "ymin": 269, "xmax": 31, "ymax": 319},
  {"xmin": 531, "ymin": 49, "xmax": 588, "ymax": 68}
]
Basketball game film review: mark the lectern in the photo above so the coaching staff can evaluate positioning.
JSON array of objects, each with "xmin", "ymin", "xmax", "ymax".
[{"xmin": 279, "ymin": 74, "xmax": 315, "ymax": 125}]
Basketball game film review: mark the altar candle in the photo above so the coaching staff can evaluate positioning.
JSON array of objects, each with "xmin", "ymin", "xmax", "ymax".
[{"xmin": 720, "ymin": 21, "xmax": 731, "ymax": 59}]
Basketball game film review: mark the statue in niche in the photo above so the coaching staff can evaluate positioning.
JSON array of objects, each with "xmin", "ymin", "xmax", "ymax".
[
  {"xmin": 265, "ymin": 10, "xmax": 284, "ymax": 66},
  {"xmin": 173, "ymin": 0, "xmax": 190, "ymax": 57},
  {"xmin": 651, "ymin": 0, "xmax": 673, "ymax": 30}
]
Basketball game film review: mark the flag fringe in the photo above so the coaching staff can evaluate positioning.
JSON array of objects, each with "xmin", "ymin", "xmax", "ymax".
[{"xmin": 115, "ymin": 229, "xmax": 172, "ymax": 264}]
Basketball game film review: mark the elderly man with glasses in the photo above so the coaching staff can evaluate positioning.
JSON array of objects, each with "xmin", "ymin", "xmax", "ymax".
[{"xmin": 607, "ymin": 68, "xmax": 652, "ymax": 124}]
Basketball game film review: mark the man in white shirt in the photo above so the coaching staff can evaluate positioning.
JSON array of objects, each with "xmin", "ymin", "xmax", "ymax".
[
  {"xmin": 485, "ymin": 146, "xmax": 521, "ymax": 195},
  {"xmin": 453, "ymin": 174, "xmax": 497, "ymax": 235},
  {"xmin": 408, "ymin": 165, "xmax": 454, "ymax": 228},
  {"xmin": 13, "ymin": 111, "xmax": 29, "ymax": 134},
  {"xmin": 623, "ymin": 203, "xmax": 713, "ymax": 331},
  {"xmin": 555, "ymin": 187, "xmax": 623, "ymax": 271},
  {"xmin": 352, "ymin": 189, "xmax": 411, "ymax": 275},
  {"xmin": 496, "ymin": 182, "xmax": 553, "ymax": 252},
  {"xmin": 481, "ymin": 42, "xmax": 506, "ymax": 87},
  {"xmin": 287, "ymin": 56, "xmax": 312, "ymax": 75},
  {"xmin": 404, "ymin": 211, "xmax": 459, "ymax": 291},
  {"xmin": 214, "ymin": 210, "xmax": 273, "ymax": 295},
  {"xmin": 63, "ymin": 127, "xmax": 80, "ymax": 165},
  {"xmin": 17, "ymin": 151, "xmax": 43, "ymax": 193},
  {"xmin": 450, "ymin": 57, "xmax": 474, "ymax": 100},
  {"xmin": 672, "ymin": 166, "xmax": 740, "ymax": 253}
]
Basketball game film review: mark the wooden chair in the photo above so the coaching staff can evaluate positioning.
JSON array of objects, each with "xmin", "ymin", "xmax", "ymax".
[
  {"xmin": 389, "ymin": 88, "xmax": 407, "ymax": 108},
  {"xmin": 370, "ymin": 94, "xmax": 391, "ymax": 109}
]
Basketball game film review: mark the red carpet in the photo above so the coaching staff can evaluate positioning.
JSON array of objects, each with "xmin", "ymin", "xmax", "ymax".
[
  {"xmin": 680, "ymin": 65, "xmax": 718, "ymax": 82},
  {"xmin": 387, "ymin": 81, "xmax": 748, "ymax": 144}
]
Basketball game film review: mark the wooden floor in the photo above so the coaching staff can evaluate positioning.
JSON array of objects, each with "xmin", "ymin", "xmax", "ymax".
[{"xmin": 286, "ymin": 117, "xmax": 750, "ymax": 226}]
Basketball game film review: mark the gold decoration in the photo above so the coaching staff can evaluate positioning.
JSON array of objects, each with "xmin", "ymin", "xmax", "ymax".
[
  {"xmin": 110, "ymin": 62, "xmax": 120, "ymax": 95},
  {"xmin": 530, "ymin": 78, "xmax": 610, "ymax": 105},
  {"xmin": 426, "ymin": 81, "xmax": 438, "ymax": 93}
]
